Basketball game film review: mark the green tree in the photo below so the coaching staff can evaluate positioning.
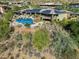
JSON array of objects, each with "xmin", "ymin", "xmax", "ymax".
[
  {"xmin": 49, "ymin": 23, "xmax": 78, "ymax": 59},
  {"xmin": 0, "ymin": 10, "xmax": 14, "ymax": 40}
]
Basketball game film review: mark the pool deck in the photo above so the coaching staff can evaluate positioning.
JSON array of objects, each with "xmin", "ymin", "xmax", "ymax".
[
  {"xmin": 15, "ymin": 27, "xmax": 35, "ymax": 33},
  {"xmin": 11, "ymin": 14, "xmax": 43, "ymax": 33}
]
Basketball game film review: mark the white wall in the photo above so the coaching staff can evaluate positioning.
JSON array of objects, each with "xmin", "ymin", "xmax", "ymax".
[
  {"xmin": 0, "ymin": 7, "xmax": 4, "ymax": 13},
  {"xmin": 57, "ymin": 13, "xmax": 69, "ymax": 21}
]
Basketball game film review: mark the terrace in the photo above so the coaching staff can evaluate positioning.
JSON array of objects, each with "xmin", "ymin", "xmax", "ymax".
[
  {"xmin": 18, "ymin": 9, "xmax": 72, "ymax": 21},
  {"xmin": 11, "ymin": 14, "xmax": 44, "ymax": 33},
  {"xmin": 12, "ymin": 8, "xmax": 74, "ymax": 33}
]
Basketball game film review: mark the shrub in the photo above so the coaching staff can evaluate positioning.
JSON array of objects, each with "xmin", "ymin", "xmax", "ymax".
[{"xmin": 33, "ymin": 29, "xmax": 49, "ymax": 51}]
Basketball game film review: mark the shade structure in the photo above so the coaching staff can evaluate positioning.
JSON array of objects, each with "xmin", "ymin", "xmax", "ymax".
[
  {"xmin": 16, "ymin": 9, "xmax": 70, "ymax": 15},
  {"xmin": 22, "ymin": 9, "xmax": 41, "ymax": 14},
  {"xmin": 16, "ymin": 18, "xmax": 33, "ymax": 24},
  {"xmin": 40, "ymin": 9, "xmax": 66, "ymax": 15},
  {"xmin": 40, "ymin": 9, "xmax": 52, "ymax": 14}
]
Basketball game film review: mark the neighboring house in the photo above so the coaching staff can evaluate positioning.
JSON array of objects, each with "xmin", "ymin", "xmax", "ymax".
[
  {"xmin": 0, "ymin": 6, "xmax": 4, "ymax": 13},
  {"xmin": 0, "ymin": 7, "xmax": 3, "ymax": 20},
  {"xmin": 69, "ymin": 3, "xmax": 79, "ymax": 8},
  {"xmin": 0, "ymin": 1, "xmax": 8, "ymax": 5},
  {"xmin": 39, "ymin": 2, "xmax": 62, "ymax": 6},
  {"xmin": 62, "ymin": 0, "xmax": 79, "ymax": 3},
  {"xmin": 0, "ymin": 5, "xmax": 11, "ymax": 14},
  {"xmin": 38, "ymin": 2, "xmax": 62, "ymax": 8},
  {"xmin": 9, "ymin": 1, "xmax": 28, "ymax": 7}
]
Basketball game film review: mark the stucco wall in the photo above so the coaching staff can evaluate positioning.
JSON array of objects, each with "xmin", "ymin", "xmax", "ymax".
[{"xmin": 57, "ymin": 13, "xmax": 69, "ymax": 21}]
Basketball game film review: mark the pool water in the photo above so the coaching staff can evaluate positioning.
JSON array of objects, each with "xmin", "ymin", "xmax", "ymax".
[{"xmin": 16, "ymin": 18, "xmax": 33, "ymax": 24}]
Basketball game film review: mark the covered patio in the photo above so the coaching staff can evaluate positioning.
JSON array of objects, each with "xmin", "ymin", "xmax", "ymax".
[{"xmin": 15, "ymin": 8, "xmax": 71, "ymax": 21}]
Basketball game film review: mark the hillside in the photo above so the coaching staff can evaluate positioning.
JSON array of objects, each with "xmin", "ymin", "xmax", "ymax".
[
  {"xmin": 1, "ymin": 0, "xmax": 79, "ymax": 3},
  {"xmin": 0, "ymin": 0, "xmax": 79, "ymax": 59},
  {"xmin": 0, "ymin": 22, "xmax": 78, "ymax": 59},
  {"xmin": 31, "ymin": 0, "xmax": 79, "ymax": 3}
]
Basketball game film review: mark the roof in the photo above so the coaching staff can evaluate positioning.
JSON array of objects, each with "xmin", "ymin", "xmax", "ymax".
[
  {"xmin": 69, "ymin": 3, "xmax": 79, "ymax": 8},
  {"xmin": 23, "ymin": 9, "xmax": 41, "ymax": 14},
  {"xmin": 26, "ymin": 9, "xmax": 69, "ymax": 15},
  {"xmin": 39, "ymin": 9, "xmax": 66, "ymax": 15},
  {"xmin": 16, "ymin": 9, "xmax": 72, "ymax": 15},
  {"xmin": 71, "ymin": 12, "xmax": 79, "ymax": 15},
  {"xmin": 70, "ymin": 3, "xmax": 79, "ymax": 5},
  {"xmin": 39, "ymin": 2, "xmax": 62, "ymax": 6}
]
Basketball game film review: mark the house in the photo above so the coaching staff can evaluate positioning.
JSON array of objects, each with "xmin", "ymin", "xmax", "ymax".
[
  {"xmin": 0, "ymin": 5, "xmax": 11, "ymax": 13},
  {"xmin": 0, "ymin": 6, "xmax": 4, "ymax": 13},
  {"xmin": 69, "ymin": 3, "xmax": 79, "ymax": 8},
  {"xmin": 9, "ymin": 1, "xmax": 28, "ymax": 7},
  {"xmin": 15, "ymin": 9, "xmax": 72, "ymax": 21},
  {"xmin": 61, "ymin": 0, "xmax": 79, "ymax": 3},
  {"xmin": 38, "ymin": 2, "xmax": 62, "ymax": 8},
  {"xmin": 40, "ymin": 9, "xmax": 72, "ymax": 21},
  {"xmin": 0, "ymin": 1, "xmax": 8, "ymax": 5}
]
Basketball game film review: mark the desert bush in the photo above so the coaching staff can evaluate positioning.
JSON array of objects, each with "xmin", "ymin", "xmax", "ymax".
[{"xmin": 33, "ymin": 29, "xmax": 49, "ymax": 51}]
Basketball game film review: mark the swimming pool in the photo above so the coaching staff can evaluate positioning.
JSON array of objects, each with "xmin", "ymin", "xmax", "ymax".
[{"xmin": 16, "ymin": 18, "xmax": 33, "ymax": 24}]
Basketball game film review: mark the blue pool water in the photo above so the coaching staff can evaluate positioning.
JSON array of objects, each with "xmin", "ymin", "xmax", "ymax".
[{"xmin": 16, "ymin": 18, "xmax": 33, "ymax": 24}]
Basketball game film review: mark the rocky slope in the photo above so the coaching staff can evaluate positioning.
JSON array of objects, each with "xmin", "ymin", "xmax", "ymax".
[{"xmin": 0, "ymin": 22, "xmax": 78, "ymax": 59}]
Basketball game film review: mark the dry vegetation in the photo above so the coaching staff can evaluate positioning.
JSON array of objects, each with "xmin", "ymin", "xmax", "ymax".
[{"xmin": 0, "ymin": 22, "xmax": 79, "ymax": 59}]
